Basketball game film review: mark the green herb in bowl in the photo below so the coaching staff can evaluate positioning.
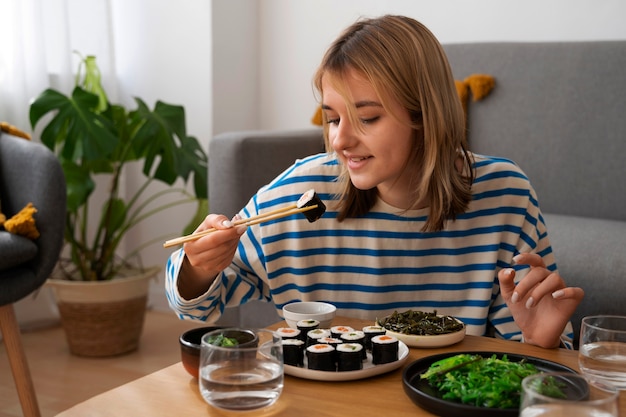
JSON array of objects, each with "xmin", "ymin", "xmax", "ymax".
[{"xmin": 205, "ymin": 334, "xmax": 239, "ymax": 347}]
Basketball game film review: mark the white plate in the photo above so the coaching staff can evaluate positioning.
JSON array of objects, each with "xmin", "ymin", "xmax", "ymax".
[
  {"xmin": 284, "ymin": 341, "xmax": 409, "ymax": 381},
  {"xmin": 381, "ymin": 324, "xmax": 466, "ymax": 348}
]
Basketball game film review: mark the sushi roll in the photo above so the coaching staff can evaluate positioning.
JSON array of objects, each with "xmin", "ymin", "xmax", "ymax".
[
  {"xmin": 318, "ymin": 336, "xmax": 342, "ymax": 363},
  {"xmin": 371, "ymin": 334, "xmax": 399, "ymax": 365},
  {"xmin": 306, "ymin": 328, "xmax": 330, "ymax": 347},
  {"xmin": 297, "ymin": 319, "xmax": 320, "ymax": 341},
  {"xmin": 275, "ymin": 327, "xmax": 301, "ymax": 340},
  {"xmin": 362, "ymin": 325, "xmax": 386, "ymax": 351},
  {"xmin": 336, "ymin": 343, "xmax": 364, "ymax": 371},
  {"xmin": 306, "ymin": 344, "xmax": 336, "ymax": 371},
  {"xmin": 296, "ymin": 189, "xmax": 326, "ymax": 222},
  {"xmin": 330, "ymin": 325, "xmax": 354, "ymax": 339},
  {"xmin": 340, "ymin": 330, "xmax": 367, "ymax": 360},
  {"xmin": 318, "ymin": 336, "xmax": 342, "ymax": 350},
  {"xmin": 282, "ymin": 338, "xmax": 305, "ymax": 367}
]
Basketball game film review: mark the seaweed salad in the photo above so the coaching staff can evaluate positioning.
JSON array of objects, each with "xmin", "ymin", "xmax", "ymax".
[{"xmin": 378, "ymin": 310, "xmax": 464, "ymax": 336}]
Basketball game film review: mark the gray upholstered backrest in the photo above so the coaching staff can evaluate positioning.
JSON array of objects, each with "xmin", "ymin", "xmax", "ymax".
[
  {"xmin": 0, "ymin": 133, "xmax": 66, "ymax": 305},
  {"xmin": 209, "ymin": 128, "xmax": 325, "ymax": 216},
  {"xmin": 444, "ymin": 41, "xmax": 626, "ymax": 221}
]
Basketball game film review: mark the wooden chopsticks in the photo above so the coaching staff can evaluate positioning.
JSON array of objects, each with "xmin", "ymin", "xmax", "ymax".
[{"xmin": 162, "ymin": 204, "xmax": 319, "ymax": 248}]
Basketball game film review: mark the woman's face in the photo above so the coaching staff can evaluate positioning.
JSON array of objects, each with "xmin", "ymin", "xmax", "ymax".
[{"xmin": 322, "ymin": 69, "xmax": 417, "ymax": 209}]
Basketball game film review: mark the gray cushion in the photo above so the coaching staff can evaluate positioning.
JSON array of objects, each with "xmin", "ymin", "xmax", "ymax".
[
  {"xmin": 544, "ymin": 213, "xmax": 626, "ymax": 344},
  {"xmin": 209, "ymin": 128, "xmax": 324, "ymax": 216},
  {"xmin": 0, "ymin": 231, "xmax": 38, "ymax": 270},
  {"xmin": 444, "ymin": 42, "xmax": 626, "ymax": 221}
]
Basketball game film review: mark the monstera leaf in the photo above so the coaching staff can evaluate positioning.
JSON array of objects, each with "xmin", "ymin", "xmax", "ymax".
[{"xmin": 29, "ymin": 55, "xmax": 208, "ymax": 281}]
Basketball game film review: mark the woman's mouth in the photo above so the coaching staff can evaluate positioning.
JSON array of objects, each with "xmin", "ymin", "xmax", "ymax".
[{"xmin": 345, "ymin": 155, "xmax": 372, "ymax": 170}]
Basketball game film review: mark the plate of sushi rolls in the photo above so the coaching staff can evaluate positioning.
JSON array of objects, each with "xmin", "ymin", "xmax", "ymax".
[
  {"xmin": 278, "ymin": 324, "xmax": 409, "ymax": 381},
  {"xmin": 376, "ymin": 310, "xmax": 466, "ymax": 348}
]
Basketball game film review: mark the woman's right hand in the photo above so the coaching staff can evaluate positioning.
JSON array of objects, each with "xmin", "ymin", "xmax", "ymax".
[{"xmin": 177, "ymin": 214, "xmax": 248, "ymax": 299}]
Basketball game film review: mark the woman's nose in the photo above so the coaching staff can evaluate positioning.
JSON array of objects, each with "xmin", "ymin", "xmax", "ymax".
[{"xmin": 331, "ymin": 119, "xmax": 355, "ymax": 151}]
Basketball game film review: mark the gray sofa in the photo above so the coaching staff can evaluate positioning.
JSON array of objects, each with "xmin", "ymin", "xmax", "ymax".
[{"xmin": 209, "ymin": 41, "xmax": 626, "ymax": 345}]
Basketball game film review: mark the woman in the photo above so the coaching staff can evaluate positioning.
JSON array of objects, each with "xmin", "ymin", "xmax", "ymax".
[{"xmin": 166, "ymin": 15, "xmax": 583, "ymax": 348}]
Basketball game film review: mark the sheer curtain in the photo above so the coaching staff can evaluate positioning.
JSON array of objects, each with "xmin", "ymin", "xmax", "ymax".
[
  {"xmin": 2, "ymin": 0, "xmax": 214, "ymax": 320},
  {"xmin": 0, "ymin": 0, "xmax": 114, "ymax": 135},
  {"xmin": 0, "ymin": 0, "xmax": 115, "ymax": 328}
]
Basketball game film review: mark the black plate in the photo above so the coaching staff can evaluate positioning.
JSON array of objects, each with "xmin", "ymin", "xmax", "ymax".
[{"xmin": 402, "ymin": 351, "xmax": 579, "ymax": 417}]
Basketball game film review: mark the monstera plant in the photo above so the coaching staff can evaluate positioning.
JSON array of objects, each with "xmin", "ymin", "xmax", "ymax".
[{"xmin": 29, "ymin": 54, "xmax": 208, "ymax": 282}]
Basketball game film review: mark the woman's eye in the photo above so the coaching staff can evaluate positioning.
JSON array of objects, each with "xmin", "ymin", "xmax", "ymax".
[
  {"xmin": 325, "ymin": 115, "xmax": 379, "ymax": 126},
  {"xmin": 361, "ymin": 116, "xmax": 379, "ymax": 125}
]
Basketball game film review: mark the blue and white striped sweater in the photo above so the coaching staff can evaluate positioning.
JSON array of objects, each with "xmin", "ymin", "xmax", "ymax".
[{"xmin": 166, "ymin": 152, "xmax": 574, "ymax": 344}]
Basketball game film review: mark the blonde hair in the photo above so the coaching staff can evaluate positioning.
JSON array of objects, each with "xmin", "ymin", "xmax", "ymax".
[{"xmin": 313, "ymin": 15, "xmax": 474, "ymax": 232}]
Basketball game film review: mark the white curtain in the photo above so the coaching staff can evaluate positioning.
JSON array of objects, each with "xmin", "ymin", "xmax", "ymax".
[
  {"xmin": 0, "ymin": 0, "xmax": 114, "ymax": 135},
  {"xmin": 0, "ymin": 0, "xmax": 115, "ymax": 327},
  {"xmin": 1, "ymin": 0, "xmax": 214, "ymax": 319}
]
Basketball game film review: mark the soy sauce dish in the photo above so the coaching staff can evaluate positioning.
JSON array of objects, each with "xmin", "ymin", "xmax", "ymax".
[{"xmin": 376, "ymin": 310, "xmax": 466, "ymax": 348}]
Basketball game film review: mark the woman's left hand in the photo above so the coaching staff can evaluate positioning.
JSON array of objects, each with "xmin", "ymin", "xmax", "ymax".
[{"xmin": 497, "ymin": 253, "xmax": 585, "ymax": 348}]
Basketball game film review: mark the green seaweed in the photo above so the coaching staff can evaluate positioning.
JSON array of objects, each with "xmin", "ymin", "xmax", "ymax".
[
  {"xmin": 378, "ymin": 310, "xmax": 464, "ymax": 335},
  {"xmin": 420, "ymin": 353, "xmax": 559, "ymax": 409}
]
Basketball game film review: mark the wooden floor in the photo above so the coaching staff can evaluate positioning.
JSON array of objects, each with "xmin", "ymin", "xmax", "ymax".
[{"xmin": 0, "ymin": 310, "xmax": 200, "ymax": 417}]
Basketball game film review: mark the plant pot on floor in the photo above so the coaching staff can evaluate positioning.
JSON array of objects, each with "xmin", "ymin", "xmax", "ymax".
[{"xmin": 46, "ymin": 266, "xmax": 159, "ymax": 357}]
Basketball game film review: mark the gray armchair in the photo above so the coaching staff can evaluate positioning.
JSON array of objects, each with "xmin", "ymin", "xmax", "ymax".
[{"xmin": 0, "ymin": 132, "xmax": 65, "ymax": 417}]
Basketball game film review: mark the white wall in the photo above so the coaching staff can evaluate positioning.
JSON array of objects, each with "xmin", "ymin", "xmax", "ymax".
[
  {"xmin": 108, "ymin": 0, "xmax": 213, "ymax": 311},
  {"xmin": 248, "ymin": 0, "xmax": 626, "ymax": 132},
  {"xmin": 212, "ymin": 0, "xmax": 260, "ymax": 134}
]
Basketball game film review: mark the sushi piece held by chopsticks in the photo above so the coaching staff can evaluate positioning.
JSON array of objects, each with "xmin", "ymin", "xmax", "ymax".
[
  {"xmin": 297, "ymin": 189, "xmax": 326, "ymax": 222},
  {"xmin": 162, "ymin": 189, "xmax": 326, "ymax": 248}
]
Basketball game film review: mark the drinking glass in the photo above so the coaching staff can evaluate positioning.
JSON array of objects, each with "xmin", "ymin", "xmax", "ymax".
[
  {"xmin": 520, "ymin": 372, "xmax": 618, "ymax": 417},
  {"xmin": 579, "ymin": 315, "xmax": 626, "ymax": 390},
  {"xmin": 199, "ymin": 328, "xmax": 284, "ymax": 411}
]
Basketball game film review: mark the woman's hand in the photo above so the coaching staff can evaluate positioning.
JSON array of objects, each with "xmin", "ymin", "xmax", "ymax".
[
  {"xmin": 177, "ymin": 214, "xmax": 248, "ymax": 300},
  {"xmin": 497, "ymin": 253, "xmax": 584, "ymax": 348}
]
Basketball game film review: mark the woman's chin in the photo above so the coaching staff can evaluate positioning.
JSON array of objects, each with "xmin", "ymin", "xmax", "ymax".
[{"xmin": 349, "ymin": 177, "xmax": 377, "ymax": 191}]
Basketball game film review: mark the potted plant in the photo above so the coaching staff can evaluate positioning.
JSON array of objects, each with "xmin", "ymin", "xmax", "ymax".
[{"xmin": 28, "ymin": 54, "xmax": 208, "ymax": 356}]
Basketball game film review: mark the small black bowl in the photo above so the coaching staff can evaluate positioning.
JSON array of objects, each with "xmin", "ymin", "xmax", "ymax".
[
  {"xmin": 179, "ymin": 326, "xmax": 222, "ymax": 379},
  {"xmin": 179, "ymin": 327, "xmax": 259, "ymax": 378}
]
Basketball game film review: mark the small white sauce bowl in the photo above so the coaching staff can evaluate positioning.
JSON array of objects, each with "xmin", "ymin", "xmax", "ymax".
[{"xmin": 282, "ymin": 301, "xmax": 337, "ymax": 329}]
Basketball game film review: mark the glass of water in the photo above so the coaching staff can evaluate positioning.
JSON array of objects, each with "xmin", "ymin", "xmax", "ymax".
[
  {"xmin": 199, "ymin": 328, "xmax": 284, "ymax": 411},
  {"xmin": 579, "ymin": 315, "xmax": 626, "ymax": 390},
  {"xmin": 520, "ymin": 372, "xmax": 619, "ymax": 417}
]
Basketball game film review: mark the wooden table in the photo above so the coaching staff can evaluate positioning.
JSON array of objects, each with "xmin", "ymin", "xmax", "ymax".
[{"xmin": 56, "ymin": 317, "xmax": 626, "ymax": 416}]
